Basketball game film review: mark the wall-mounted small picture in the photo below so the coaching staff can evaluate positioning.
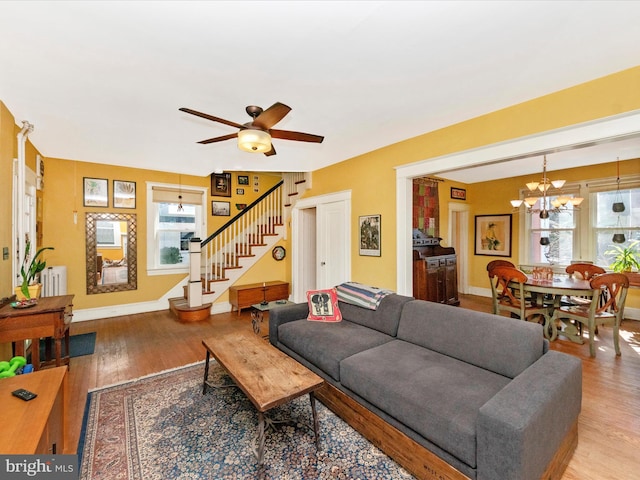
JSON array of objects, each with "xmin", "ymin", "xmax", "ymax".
[
  {"xmin": 236, "ymin": 203, "xmax": 247, "ymax": 211},
  {"xmin": 450, "ymin": 187, "xmax": 466, "ymax": 201},
  {"xmin": 236, "ymin": 188, "xmax": 244, "ymax": 195},
  {"xmin": 237, "ymin": 175, "xmax": 249, "ymax": 185},
  {"xmin": 113, "ymin": 180, "xmax": 136, "ymax": 209},
  {"xmin": 83, "ymin": 177, "xmax": 108, "ymax": 207},
  {"xmin": 253, "ymin": 187, "xmax": 259, "ymax": 193},
  {"xmin": 474, "ymin": 214, "xmax": 512, "ymax": 257},
  {"xmin": 211, "ymin": 172, "xmax": 232, "ymax": 197},
  {"xmin": 359, "ymin": 214, "xmax": 381, "ymax": 256},
  {"xmin": 212, "ymin": 201, "xmax": 230, "ymax": 216}
]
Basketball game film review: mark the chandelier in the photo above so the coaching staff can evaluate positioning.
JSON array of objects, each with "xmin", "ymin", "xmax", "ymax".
[{"xmin": 510, "ymin": 155, "xmax": 583, "ymax": 219}]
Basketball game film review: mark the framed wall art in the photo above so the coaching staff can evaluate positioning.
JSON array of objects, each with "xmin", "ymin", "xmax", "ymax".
[
  {"xmin": 237, "ymin": 175, "xmax": 249, "ymax": 185},
  {"xmin": 211, "ymin": 201, "xmax": 230, "ymax": 216},
  {"xmin": 211, "ymin": 172, "xmax": 232, "ymax": 197},
  {"xmin": 113, "ymin": 180, "xmax": 136, "ymax": 209},
  {"xmin": 236, "ymin": 188, "xmax": 244, "ymax": 195},
  {"xmin": 474, "ymin": 214, "xmax": 512, "ymax": 257},
  {"xmin": 359, "ymin": 214, "xmax": 381, "ymax": 256},
  {"xmin": 83, "ymin": 177, "xmax": 108, "ymax": 207},
  {"xmin": 450, "ymin": 187, "xmax": 466, "ymax": 200}
]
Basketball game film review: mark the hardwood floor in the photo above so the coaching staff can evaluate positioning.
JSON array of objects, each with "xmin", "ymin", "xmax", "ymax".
[{"xmin": 64, "ymin": 294, "xmax": 640, "ymax": 479}]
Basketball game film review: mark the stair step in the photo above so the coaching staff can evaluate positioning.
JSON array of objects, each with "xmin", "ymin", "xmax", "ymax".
[{"xmin": 168, "ymin": 297, "xmax": 212, "ymax": 323}]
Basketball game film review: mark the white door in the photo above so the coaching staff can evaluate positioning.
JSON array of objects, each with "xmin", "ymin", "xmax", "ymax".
[
  {"xmin": 291, "ymin": 191, "xmax": 351, "ymax": 301},
  {"xmin": 317, "ymin": 200, "xmax": 349, "ymax": 289}
]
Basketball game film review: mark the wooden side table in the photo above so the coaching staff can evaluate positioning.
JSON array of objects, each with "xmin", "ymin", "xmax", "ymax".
[
  {"xmin": 228, "ymin": 281, "xmax": 289, "ymax": 315},
  {"xmin": 0, "ymin": 366, "xmax": 67, "ymax": 454},
  {"xmin": 0, "ymin": 295, "xmax": 74, "ymax": 370}
]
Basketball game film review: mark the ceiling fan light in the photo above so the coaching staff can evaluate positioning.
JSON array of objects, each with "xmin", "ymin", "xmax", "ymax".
[{"xmin": 237, "ymin": 129, "xmax": 271, "ymax": 153}]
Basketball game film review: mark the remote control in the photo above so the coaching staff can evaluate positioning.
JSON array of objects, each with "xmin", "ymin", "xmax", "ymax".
[{"xmin": 12, "ymin": 389, "xmax": 37, "ymax": 401}]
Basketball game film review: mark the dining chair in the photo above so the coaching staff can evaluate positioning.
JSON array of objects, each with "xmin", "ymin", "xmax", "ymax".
[
  {"xmin": 550, "ymin": 272, "xmax": 629, "ymax": 357},
  {"xmin": 488, "ymin": 265, "xmax": 553, "ymax": 330},
  {"xmin": 486, "ymin": 260, "xmax": 515, "ymax": 271},
  {"xmin": 563, "ymin": 263, "xmax": 607, "ymax": 333}
]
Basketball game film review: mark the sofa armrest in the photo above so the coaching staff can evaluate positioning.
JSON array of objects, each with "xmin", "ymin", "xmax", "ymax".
[
  {"xmin": 477, "ymin": 350, "xmax": 581, "ymax": 480},
  {"xmin": 269, "ymin": 302, "xmax": 309, "ymax": 346}
]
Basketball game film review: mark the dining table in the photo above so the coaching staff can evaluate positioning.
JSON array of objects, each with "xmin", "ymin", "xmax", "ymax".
[{"xmin": 520, "ymin": 276, "xmax": 594, "ymax": 343}]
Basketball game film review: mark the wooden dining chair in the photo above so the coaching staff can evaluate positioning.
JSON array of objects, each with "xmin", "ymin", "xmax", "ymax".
[
  {"xmin": 488, "ymin": 265, "xmax": 552, "ymax": 329},
  {"xmin": 563, "ymin": 263, "xmax": 607, "ymax": 333},
  {"xmin": 486, "ymin": 260, "xmax": 515, "ymax": 271},
  {"xmin": 551, "ymin": 272, "xmax": 629, "ymax": 357}
]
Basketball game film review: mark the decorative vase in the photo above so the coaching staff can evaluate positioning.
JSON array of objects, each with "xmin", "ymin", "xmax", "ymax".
[{"xmin": 14, "ymin": 284, "xmax": 42, "ymax": 301}]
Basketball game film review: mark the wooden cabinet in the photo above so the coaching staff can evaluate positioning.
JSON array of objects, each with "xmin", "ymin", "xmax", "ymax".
[
  {"xmin": 413, "ymin": 254, "xmax": 459, "ymax": 306},
  {"xmin": 229, "ymin": 281, "xmax": 289, "ymax": 315},
  {"xmin": 0, "ymin": 366, "xmax": 66, "ymax": 454}
]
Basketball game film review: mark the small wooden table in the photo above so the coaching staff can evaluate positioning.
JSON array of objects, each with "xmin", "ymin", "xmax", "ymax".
[
  {"xmin": 202, "ymin": 332, "xmax": 324, "ymax": 465},
  {"xmin": 228, "ymin": 281, "xmax": 289, "ymax": 315},
  {"xmin": 0, "ymin": 295, "xmax": 74, "ymax": 370},
  {"xmin": 0, "ymin": 366, "xmax": 67, "ymax": 454}
]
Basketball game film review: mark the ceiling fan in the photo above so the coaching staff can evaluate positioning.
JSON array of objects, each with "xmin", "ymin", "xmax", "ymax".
[{"xmin": 179, "ymin": 102, "xmax": 324, "ymax": 156}]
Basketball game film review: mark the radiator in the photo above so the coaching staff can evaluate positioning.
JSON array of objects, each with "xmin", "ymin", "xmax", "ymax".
[{"xmin": 41, "ymin": 266, "xmax": 67, "ymax": 297}]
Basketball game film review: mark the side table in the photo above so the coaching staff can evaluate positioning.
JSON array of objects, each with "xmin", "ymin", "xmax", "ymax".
[{"xmin": 251, "ymin": 300, "xmax": 295, "ymax": 337}]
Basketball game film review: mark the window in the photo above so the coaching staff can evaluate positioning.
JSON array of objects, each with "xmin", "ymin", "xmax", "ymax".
[
  {"xmin": 527, "ymin": 197, "xmax": 577, "ymax": 265},
  {"xmin": 146, "ymin": 183, "xmax": 206, "ymax": 274},
  {"xmin": 593, "ymin": 186, "xmax": 640, "ymax": 266},
  {"xmin": 96, "ymin": 221, "xmax": 122, "ymax": 247},
  {"xmin": 523, "ymin": 179, "xmax": 640, "ymax": 268}
]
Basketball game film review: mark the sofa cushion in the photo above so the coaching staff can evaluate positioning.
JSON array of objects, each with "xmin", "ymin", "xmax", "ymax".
[
  {"xmin": 340, "ymin": 340, "xmax": 511, "ymax": 468},
  {"xmin": 397, "ymin": 300, "xmax": 545, "ymax": 378},
  {"xmin": 338, "ymin": 293, "xmax": 414, "ymax": 336},
  {"xmin": 277, "ymin": 319, "xmax": 393, "ymax": 381}
]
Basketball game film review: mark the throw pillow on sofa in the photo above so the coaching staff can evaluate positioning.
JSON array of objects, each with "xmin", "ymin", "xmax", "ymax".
[{"xmin": 307, "ymin": 288, "xmax": 342, "ymax": 322}]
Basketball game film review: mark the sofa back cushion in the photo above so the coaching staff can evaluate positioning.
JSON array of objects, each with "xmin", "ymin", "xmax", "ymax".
[
  {"xmin": 396, "ymin": 300, "xmax": 545, "ymax": 378},
  {"xmin": 339, "ymin": 293, "xmax": 414, "ymax": 336}
]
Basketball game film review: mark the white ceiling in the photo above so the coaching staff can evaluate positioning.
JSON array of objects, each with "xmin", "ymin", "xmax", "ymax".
[{"xmin": 1, "ymin": 1, "xmax": 640, "ymax": 181}]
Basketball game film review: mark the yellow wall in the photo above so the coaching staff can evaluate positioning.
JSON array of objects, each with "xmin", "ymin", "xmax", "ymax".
[
  {"xmin": 306, "ymin": 66, "xmax": 640, "ymax": 304},
  {"xmin": 0, "ymin": 102, "xmax": 14, "ymax": 299},
  {"xmin": 39, "ymin": 157, "xmax": 281, "ymax": 310}
]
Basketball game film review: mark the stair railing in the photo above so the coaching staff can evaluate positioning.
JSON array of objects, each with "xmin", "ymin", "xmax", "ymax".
[{"xmin": 201, "ymin": 180, "xmax": 284, "ymax": 285}]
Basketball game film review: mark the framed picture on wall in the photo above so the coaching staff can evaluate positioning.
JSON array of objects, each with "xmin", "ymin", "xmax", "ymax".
[
  {"xmin": 212, "ymin": 201, "xmax": 230, "ymax": 216},
  {"xmin": 211, "ymin": 173, "xmax": 232, "ymax": 197},
  {"xmin": 237, "ymin": 175, "xmax": 249, "ymax": 185},
  {"xmin": 113, "ymin": 180, "xmax": 136, "ymax": 209},
  {"xmin": 83, "ymin": 177, "xmax": 108, "ymax": 207},
  {"xmin": 474, "ymin": 214, "xmax": 512, "ymax": 257},
  {"xmin": 359, "ymin": 214, "xmax": 381, "ymax": 256}
]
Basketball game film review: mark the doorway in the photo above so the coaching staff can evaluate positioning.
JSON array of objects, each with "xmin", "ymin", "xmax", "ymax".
[{"xmin": 291, "ymin": 190, "xmax": 351, "ymax": 302}]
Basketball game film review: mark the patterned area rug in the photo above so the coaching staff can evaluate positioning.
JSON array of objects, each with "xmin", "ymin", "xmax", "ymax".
[{"xmin": 79, "ymin": 362, "xmax": 414, "ymax": 479}]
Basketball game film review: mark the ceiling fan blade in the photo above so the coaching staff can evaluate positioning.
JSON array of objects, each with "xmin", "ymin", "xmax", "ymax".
[
  {"xmin": 197, "ymin": 133, "xmax": 238, "ymax": 144},
  {"xmin": 179, "ymin": 107, "xmax": 244, "ymax": 129},
  {"xmin": 270, "ymin": 129, "xmax": 324, "ymax": 143},
  {"xmin": 252, "ymin": 102, "xmax": 291, "ymax": 130},
  {"xmin": 264, "ymin": 144, "xmax": 277, "ymax": 156}
]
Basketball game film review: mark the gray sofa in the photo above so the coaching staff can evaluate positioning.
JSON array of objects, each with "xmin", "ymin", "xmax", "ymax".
[{"xmin": 269, "ymin": 294, "xmax": 582, "ymax": 480}]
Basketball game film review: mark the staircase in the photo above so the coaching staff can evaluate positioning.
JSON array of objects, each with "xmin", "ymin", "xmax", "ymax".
[{"xmin": 169, "ymin": 173, "xmax": 309, "ymax": 322}]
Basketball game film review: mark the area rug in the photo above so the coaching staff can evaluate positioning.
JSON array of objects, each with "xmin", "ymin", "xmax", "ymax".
[
  {"xmin": 79, "ymin": 362, "xmax": 414, "ymax": 479},
  {"xmin": 39, "ymin": 332, "xmax": 96, "ymax": 359}
]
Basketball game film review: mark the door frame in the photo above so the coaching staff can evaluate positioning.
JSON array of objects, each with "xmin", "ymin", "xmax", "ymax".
[
  {"xmin": 291, "ymin": 190, "xmax": 351, "ymax": 302},
  {"xmin": 448, "ymin": 203, "xmax": 470, "ymax": 294}
]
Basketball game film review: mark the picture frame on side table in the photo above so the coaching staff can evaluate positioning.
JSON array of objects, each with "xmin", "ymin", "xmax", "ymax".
[
  {"xmin": 212, "ymin": 201, "xmax": 230, "ymax": 216},
  {"xmin": 474, "ymin": 214, "xmax": 512, "ymax": 257},
  {"xmin": 359, "ymin": 214, "xmax": 381, "ymax": 256},
  {"xmin": 113, "ymin": 180, "xmax": 136, "ymax": 209},
  {"xmin": 211, "ymin": 173, "xmax": 232, "ymax": 197},
  {"xmin": 83, "ymin": 177, "xmax": 108, "ymax": 207}
]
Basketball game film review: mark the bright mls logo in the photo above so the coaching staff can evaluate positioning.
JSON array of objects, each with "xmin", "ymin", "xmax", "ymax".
[{"xmin": 1, "ymin": 455, "xmax": 78, "ymax": 479}]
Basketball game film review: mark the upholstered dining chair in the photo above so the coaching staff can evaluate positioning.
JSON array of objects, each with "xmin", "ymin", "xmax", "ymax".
[
  {"xmin": 551, "ymin": 272, "xmax": 629, "ymax": 357},
  {"xmin": 488, "ymin": 265, "xmax": 553, "ymax": 329}
]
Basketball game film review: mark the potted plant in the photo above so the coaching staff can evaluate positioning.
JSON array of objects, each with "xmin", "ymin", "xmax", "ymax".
[
  {"xmin": 604, "ymin": 240, "xmax": 640, "ymax": 273},
  {"xmin": 16, "ymin": 241, "xmax": 54, "ymax": 300}
]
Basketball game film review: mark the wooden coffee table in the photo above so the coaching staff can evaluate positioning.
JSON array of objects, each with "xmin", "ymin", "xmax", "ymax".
[{"xmin": 202, "ymin": 331, "xmax": 324, "ymax": 465}]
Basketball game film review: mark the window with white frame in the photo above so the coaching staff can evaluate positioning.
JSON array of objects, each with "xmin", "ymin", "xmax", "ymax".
[
  {"xmin": 524, "ymin": 177, "xmax": 640, "ymax": 268},
  {"xmin": 592, "ymin": 184, "xmax": 640, "ymax": 266},
  {"xmin": 147, "ymin": 183, "xmax": 206, "ymax": 274}
]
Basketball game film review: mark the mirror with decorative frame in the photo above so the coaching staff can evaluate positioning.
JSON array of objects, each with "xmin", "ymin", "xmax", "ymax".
[{"xmin": 86, "ymin": 212, "xmax": 137, "ymax": 294}]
